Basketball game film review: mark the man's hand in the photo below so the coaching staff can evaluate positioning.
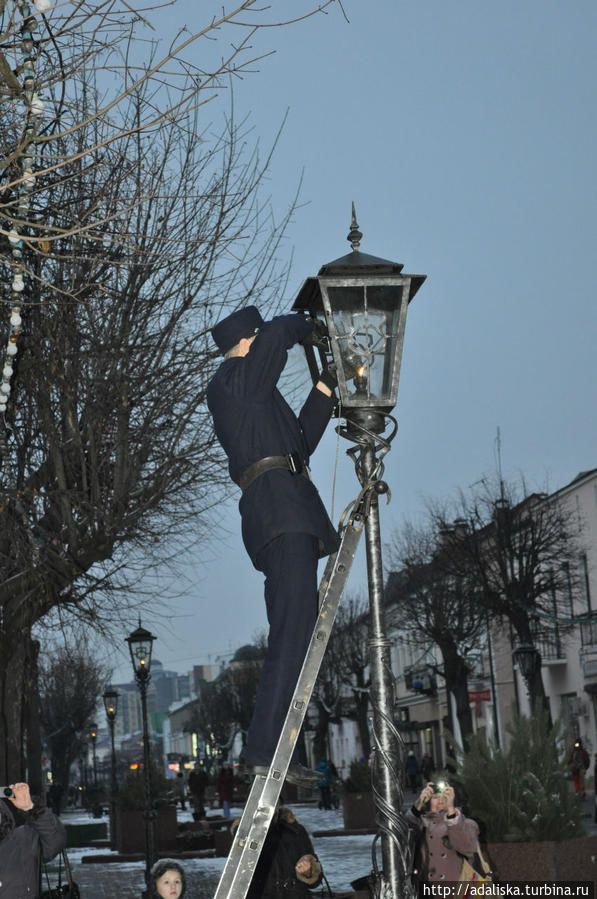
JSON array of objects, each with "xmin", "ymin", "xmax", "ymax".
[
  {"xmin": 301, "ymin": 317, "xmax": 329, "ymax": 349},
  {"xmin": 8, "ymin": 782, "xmax": 34, "ymax": 811}
]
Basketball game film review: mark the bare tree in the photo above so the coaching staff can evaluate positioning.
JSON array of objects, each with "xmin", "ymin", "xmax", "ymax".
[
  {"xmin": 226, "ymin": 643, "xmax": 264, "ymax": 752},
  {"xmin": 386, "ymin": 521, "xmax": 488, "ymax": 741},
  {"xmin": 184, "ymin": 677, "xmax": 236, "ymax": 763},
  {"xmin": 426, "ymin": 475, "xmax": 581, "ymax": 717},
  {"xmin": 0, "ymin": 0, "xmax": 343, "ymax": 782},
  {"xmin": 314, "ymin": 595, "xmax": 371, "ymax": 758},
  {"xmin": 38, "ymin": 647, "xmax": 106, "ymax": 802}
]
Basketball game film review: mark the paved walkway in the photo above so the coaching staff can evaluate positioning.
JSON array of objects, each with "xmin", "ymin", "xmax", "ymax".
[{"xmin": 49, "ymin": 795, "xmax": 597, "ymax": 898}]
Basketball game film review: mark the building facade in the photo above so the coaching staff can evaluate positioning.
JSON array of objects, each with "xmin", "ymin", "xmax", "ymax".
[{"xmin": 325, "ymin": 467, "xmax": 597, "ymax": 774}]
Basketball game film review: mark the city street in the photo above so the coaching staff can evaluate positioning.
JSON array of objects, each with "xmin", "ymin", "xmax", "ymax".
[{"xmin": 46, "ymin": 792, "xmax": 597, "ymax": 898}]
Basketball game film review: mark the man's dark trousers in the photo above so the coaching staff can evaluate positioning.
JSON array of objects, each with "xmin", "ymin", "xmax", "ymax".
[{"xmin": 244, "ymin": 532, "xmax": 320, "ymax": 766}]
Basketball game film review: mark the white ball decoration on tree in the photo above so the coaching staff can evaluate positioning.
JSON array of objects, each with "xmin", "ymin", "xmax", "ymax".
[
  {"xmin": 30, "ymin": 95, "xmax": 45, "ymax": 117},
  {"xmin": 34, "ymin": 0, "xmax": 52, "ymax": 11}
]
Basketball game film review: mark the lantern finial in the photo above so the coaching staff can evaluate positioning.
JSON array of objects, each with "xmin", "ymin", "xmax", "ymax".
[{"xmin": 347, "ymin": 202, "xmax": 362, "ymax": 251}]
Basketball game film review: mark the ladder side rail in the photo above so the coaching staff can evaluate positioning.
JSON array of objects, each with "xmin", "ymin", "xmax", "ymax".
[{"xmin": 214, "ymin": 522, "xmax": 362, "ymax": 899}]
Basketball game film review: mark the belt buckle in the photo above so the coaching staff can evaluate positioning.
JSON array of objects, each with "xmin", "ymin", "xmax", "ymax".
[{"xmin": 286, "ymin": 451, "xmax": 303, "ymax": 475}]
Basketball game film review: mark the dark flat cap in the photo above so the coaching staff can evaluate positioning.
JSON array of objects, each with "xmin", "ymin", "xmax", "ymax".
[{"xmin": 211, "ymin": 306, "xmax": 264, "ymax": 355}]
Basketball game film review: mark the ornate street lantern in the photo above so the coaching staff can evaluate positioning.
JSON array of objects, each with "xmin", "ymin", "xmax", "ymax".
[
  {"xmin": 293, "ymin": 207, "xmax": 426, "ymax": 899},
  {"xmin": 512, "ymin": 642, "xmax": 541, "ymax": 682},
  {"xmin": 293, "ymin": 204, "xmax": 425, "ymax": 433},
  {"xmin": 126, "ymin": 622, "xmax": 155, "ymax": 682},
  {"xmin": 103, "ymin": 687, "xmax": 119, "ymax": 721}
]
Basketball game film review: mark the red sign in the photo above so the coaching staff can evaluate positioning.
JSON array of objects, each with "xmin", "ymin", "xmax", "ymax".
[{"xmin": 468, "ymin": 689, "xmax": 491, "ymax": 702}]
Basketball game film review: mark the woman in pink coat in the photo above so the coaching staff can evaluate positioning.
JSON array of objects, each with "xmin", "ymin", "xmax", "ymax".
[{"xmin": 406, "ymin": 781, "xmax": 479, "ymax": 885}]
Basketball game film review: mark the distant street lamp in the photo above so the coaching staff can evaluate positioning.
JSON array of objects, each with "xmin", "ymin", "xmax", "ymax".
[
  {"xmin": 126, "ymin": 622, "xmax": 156, "ymax": 896},
  {"xmin": 89, "ymin": 722, "xmax": 98, "ymax": 787},
  {"xmin": 512, "ymin": 642, "xmax": 541, "ymax": 697},
  {"xmin": 293, "ymin": 205, "xmax": 426, "ymax": 899},
  {"xmin": 103, "ymin": 687, "xmax": 120, "ymax": 850}
]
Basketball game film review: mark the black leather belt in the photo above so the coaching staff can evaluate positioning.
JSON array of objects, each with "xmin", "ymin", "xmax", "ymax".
[{"xmin": 239, "ymin": 451, "xmax": 310, "ymax": 492}]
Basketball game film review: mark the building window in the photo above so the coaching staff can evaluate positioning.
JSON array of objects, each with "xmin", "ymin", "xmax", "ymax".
[{"xmin": 580, "ymin": 553, "xmax": 592, "ymax": 615}]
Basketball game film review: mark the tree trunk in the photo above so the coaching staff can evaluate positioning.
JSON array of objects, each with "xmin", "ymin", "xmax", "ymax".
[
  {"xmin": 312, "ymin": 700, "xmax": 331, "ymax": 763},
  {"xmin": 24, "ymin": 638, "xmax": 42, "ymax": 795},
  {"xmin": 353, "ymin": 688, "xmax": 371, "ymax": 758},
  {"xmin": 0, "ymin": 615, "xmax": 40, "ymax": 785},
  {"xmin": 441, "ymin": 644, "xmax": 474, "ymax": 742}
]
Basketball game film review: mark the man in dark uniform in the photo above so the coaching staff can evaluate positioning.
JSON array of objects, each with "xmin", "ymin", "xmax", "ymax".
[{"xmin": 207, "ymin": 306, "xmax": 339, "ymax": 786}]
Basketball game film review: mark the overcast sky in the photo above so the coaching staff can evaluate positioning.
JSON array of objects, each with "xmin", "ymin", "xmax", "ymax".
[{"xmin": 107, "ymin": 0, "xmax": 597, "ymax": 683}]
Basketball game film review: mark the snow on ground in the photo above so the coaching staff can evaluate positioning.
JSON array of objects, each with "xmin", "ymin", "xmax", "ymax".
[{"xmin": 59, "ymin": 802, "xmax": 376, "ymax": 894}]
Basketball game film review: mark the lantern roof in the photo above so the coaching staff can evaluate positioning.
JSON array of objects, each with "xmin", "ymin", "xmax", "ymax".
[
  {"xmin": 318, "ymin": 248, "xmax": 405, "ymax": 276},
  {"xmin": 293, "ymin": 205, "xmax": 426, "ymax": 313}
]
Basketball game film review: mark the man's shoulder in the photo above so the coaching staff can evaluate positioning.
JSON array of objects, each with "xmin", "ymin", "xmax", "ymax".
[{"xmin": 207, "ymin": 358, "xmax": 240, "ymax": 398}]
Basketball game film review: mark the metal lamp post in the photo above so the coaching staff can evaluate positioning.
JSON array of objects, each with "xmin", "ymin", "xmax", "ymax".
[
  {"xmin": 126, "ymin": 622, "xmax": 156, "ymax": 895},
  {"xmin": 103, "ymin": 687, "xmax": 120, "ymax": 850},
  {"xmin": 89, "ymin": 723, "xmax": 98, "ymax": 787},
  {"xmin": 293, "ymin": 206, "xmax": 426, "ymax": 899}
]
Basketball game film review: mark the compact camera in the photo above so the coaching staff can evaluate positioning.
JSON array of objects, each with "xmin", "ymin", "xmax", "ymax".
[
  {"xmin": 0, "ymin": 786, "xmax": 14, "ymax": 798},
  {"xmin": 431, "ymin": 781, "xmax": 447, "ymax": 793}
]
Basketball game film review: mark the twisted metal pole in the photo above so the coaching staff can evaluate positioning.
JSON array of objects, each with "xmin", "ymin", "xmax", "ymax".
[{"xmin": 342, "ymin": 416, "xmax": 413, "ymax": 899}]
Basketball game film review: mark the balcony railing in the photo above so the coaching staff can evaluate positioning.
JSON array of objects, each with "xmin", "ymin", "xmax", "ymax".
[{"xmin": 580, "ymin": 614, "xmax": 597, "ymax": 649}]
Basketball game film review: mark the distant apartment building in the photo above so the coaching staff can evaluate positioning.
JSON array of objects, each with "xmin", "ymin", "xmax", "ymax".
[{"xmin": 323, "ymin": 467, "xmax": 597, "ymax": 771}]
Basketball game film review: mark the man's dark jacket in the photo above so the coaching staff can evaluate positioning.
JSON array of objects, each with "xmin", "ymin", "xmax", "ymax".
[
  {"xmin": 207, "ymin": 313, "xmax": 340, "ymax": 566},
  {"xmin": 0, "ymin": 802, "xmax": 66, "ymax": 898}
]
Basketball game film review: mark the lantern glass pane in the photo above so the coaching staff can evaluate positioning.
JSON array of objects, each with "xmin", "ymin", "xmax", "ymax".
[
  {"xmin": 133, "ymin": 640, "xmax": 151, "ymax": 670},
  {"xmin": 326, "ymin": 284, "xmax": 405, "ymax": 407}
]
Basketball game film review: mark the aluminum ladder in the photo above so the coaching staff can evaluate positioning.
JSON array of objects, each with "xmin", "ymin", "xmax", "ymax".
[{"xmin": 213, "ymin": 517, "xmax": 363, "ymax": 899}]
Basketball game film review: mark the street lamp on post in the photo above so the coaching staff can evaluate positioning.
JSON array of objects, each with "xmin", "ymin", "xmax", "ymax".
[
  {"xmin": 89, "ymin": 722, "xmax": 98, "ymax": 787},
  {"xmin": 293, "ymin": 205, "xmax": 426, "ymax": 899},
  {"xmin": 103, "ymin": 687, "xmax": 119, "ymax": 850},
  {"xmin": 126, "ymin": 622, "xmax": 156, "ymax": 896}
]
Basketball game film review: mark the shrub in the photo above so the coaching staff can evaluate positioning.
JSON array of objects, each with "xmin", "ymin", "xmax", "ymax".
[
  {"xmin": 453, "ymin": 705, "xmax": 584, "ymax": 842},
  {"xmin": 343, "ymin": 758, "xmax": 372, "ymax": 793}
]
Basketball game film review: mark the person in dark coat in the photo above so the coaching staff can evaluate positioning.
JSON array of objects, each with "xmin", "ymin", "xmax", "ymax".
[
  {"xmin": 568, "ymin": 737, "xmax": 590, "ymax": 798},
  {"xmin": 188, "ymin": 762, "xmax": 209, "ymax": 819},
  {"xmin": 405, "ymin": 750, "xmax": 420, "ymax": 792},
  {"xmin": 232, "ymin": 806, "xmax": 323, "ymax": 899},
  {"xmin": 0, "ymin": 781, "xmax": 66, "ymax": 898},
  {"xmin": 217, "ymin": 761, "xmax": 235, "ymax": 818},
  {"xmin": 207, "ymin": 307, "xmax": 339, "ymax": 786}
]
